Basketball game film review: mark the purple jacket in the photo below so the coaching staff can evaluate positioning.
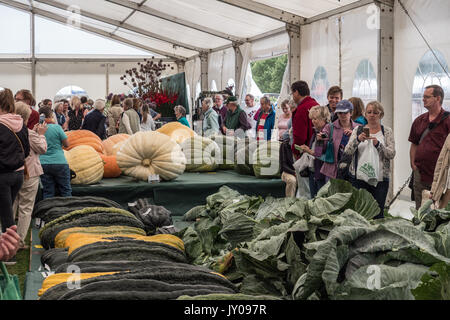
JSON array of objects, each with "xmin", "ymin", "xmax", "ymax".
[{"xmin": 317, "ymin": 119, "xmax": 361, "ymax": 179}]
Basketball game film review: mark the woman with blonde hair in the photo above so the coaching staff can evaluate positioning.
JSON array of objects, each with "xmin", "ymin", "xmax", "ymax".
[
  {"xmin": 13, "ymin": 101, "xmax": 47, "ymax": 249},
  {"xmin": 278, "ymin": 99, "xmax": 292, "ymax": 140},
  {"xmin": 39, "ymin": 105, "xmax": 71, "ymax": 199},
  {"xmin": 342, "ymin": 101, "xmax": 396, "ymax": 219},
  {"xmin": 68, "ymin": 96, "xmax": 83, "ymax": 130}
]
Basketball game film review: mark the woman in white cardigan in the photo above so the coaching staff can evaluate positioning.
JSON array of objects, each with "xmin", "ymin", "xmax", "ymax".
[{"xmin": 140, "ymin": 104, "xmax": 155, "ymax": 131}]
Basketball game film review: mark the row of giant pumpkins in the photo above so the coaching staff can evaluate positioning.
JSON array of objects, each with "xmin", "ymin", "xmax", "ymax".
[
  {"xmin": 64, "ymin": 122, "xmax": 280, "ymax": 185},
  {"xmin": 63, "ymin": 122, "xmax": 194, "ymax": 185}
]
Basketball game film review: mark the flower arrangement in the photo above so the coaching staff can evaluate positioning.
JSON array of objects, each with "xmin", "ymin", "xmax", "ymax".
[{"xmin": 120, "ymin": 57, "xmax": 179, "ymax": 117}]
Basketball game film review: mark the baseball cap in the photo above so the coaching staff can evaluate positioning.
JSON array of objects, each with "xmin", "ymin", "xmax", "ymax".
[
  {"xmin": 226, "ymin": 96, "xmax": 238, "ymax": 104},
  {"xmin": 335, "ymin": 100, "xmax": 354, "ymax": 113}
]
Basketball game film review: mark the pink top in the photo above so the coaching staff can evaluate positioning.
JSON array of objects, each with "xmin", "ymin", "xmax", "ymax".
[
  {"xmin": 278, "ymin": 115, "xmax": 290, "ymax": 139},
  {"xmin": 26, "ymin": 129, "xmax": 47, "ymax": 178}
]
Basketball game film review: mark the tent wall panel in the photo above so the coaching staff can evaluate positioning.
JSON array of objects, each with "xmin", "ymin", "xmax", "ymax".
[
  {"xmin": 35, "ymin": 62, "xmax": 107, "ymax": 102},
  {"xmin": 393, "ymin": 0, "xmax": 450, "ymax": 193},
  {"xmin": 300, "ymin": 17, "xmax": 340, "ymax": 100},
  {"xmin": 0, "ymin": 62, "xmax": 32, "ymax": 95},
  {"xmin": 340, "ymin": 4, "xmax": 379, "ymax": 101}
]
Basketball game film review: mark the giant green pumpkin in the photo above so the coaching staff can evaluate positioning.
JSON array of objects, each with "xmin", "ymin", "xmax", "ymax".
[
  {"xmin": 210, "ymin": 134, "xmax": 238, "ymax": 170},
  {"xmin": 234, "ymin": 138, "xmax": 258, "ymax": 176},
  {"xmin": 180, "ymin": 136, "xmax": 221, "ymax": 172},
  {"xmin": 252, "ymin": 141, "xmax": 281, "ymax": 178}
]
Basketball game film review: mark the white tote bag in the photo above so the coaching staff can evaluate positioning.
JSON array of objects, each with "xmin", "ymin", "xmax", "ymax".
[{"xmin": 356, "ymin": 142, "xmax": 380, "ymax": 187}]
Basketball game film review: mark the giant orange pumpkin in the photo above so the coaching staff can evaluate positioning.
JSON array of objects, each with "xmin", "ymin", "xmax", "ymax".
[
  {"xmin": 64, "ymin": 130, "xmax": 105, "ymax": 154},
  {"xmin": 102, "ymin": 134, "xmax": 130, "ymax": 156},
  {"xmin": 100, "ymin": 154, "xmax": 122, "ymax": 178}
]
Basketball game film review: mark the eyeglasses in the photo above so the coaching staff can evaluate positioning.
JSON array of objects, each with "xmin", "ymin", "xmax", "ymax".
[{"xmin": 423, "ymin": 95, "xmax": 435, "ymax": 99}]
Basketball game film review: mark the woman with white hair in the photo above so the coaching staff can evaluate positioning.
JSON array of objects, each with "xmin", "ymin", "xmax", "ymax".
[
  {"xmin": 202, "ymin": 97, "xmax": 220, "ymax": 137},
  {"xmin": 81, "ymin": 99, "xmax": 107, "ymax": 139},
  {"xmin": 174, "ymin": 105, "xmax": 190, "ymax": 128},
  {"xmin": 53, "ymin": 101, "xmax": 67, "ymax": 130}
]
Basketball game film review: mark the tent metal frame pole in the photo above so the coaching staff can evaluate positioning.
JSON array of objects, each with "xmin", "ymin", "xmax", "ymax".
[
  {"xmin": 0, "ymin": 58, "xmax": 175, "ymax": 63},
  {"xmin": 176, "ymin": 60, "xmax": 185, "ymax": 73},
  {"xmin": 0, "ymin": 0, "xmax": 186, "ymax": 61},
  {"xmin": 233, "ymin": 42, "xmax": 243, "ymax": 98},
  {"xmin": 377, "ymin": 1, "xmax": 395, "ymax": 202},
  {"xmin": 302, "ymin": 0, "xmax": 394, "ymax": 25},
  {"xmin": 217, "ymin": 0, "xmax": 304, "ymax": 27},
  {"xmin": 105, "ymin": 0, "xmax": 244, "ymax": 44},
  {"xmin": 31, "ymin": 11, "xmax": 36, "ymax": 96},
  {"xmin": 32, "ymin": 0, "xmax": 202, "ymax": 52},
  {"xmin": 287, "ymin": 25, "xmax": 301, "ymax": 88},
  {"xmin": 199, "ymin": 51, "xmax": 209, "ymax": 92}
]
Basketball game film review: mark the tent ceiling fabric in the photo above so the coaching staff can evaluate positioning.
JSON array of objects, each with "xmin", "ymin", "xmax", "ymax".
[
  {"xmin": 4, "ymin": 0, "xmax": 369, "ymax": 60},
  {"xmin": 253, "ymin": 0, "xmax": 363, "ymax": 18}
]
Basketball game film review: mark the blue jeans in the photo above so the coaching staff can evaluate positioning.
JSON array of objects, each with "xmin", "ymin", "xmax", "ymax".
[
  {"xmin": 0, "ymin": 171, "xmax": 23, "ymax": 232},
  {"xmin": 309, "ymin": 173, "xmax": 326, "ymax": 198},
  {"xmin": 41, "ymin": 164, "xmax": 72, "ymax": 199},
  {"xmin": 350, "ymin": 177, "xmax": 389, "ymax": 219}
]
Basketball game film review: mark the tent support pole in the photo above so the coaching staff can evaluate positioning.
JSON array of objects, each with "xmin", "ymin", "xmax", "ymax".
[
  {"xmin": 31, "ymin": 11, "xmax": 36, "ymax": 97},
  {"xmin": 199, "ymin": 52, "xmax": 209, "ymax": 92},
  {"xmin": 377, "ymin": 2, "xmax": 395, "ymax": 202},
  {"xmin": 287, "ymin": 25, "xmax": 301, "ymax": 88},
  {"xmin": 233, "ymin": 42, "xmax": 243, "ymax": 98}
]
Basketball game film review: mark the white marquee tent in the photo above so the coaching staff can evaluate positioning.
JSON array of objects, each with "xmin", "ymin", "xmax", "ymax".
[{"xmin": 1, "ymin": 0, "xmax": 450, "ymax": 199}]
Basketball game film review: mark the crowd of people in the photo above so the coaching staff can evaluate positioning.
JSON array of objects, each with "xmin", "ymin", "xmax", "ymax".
[
  {"xmin": 0, "ymin": 80, "xmax": 449, "ymax": 265},
  {"xmin": 202, "ymin": 81, "xmax": 450, "ymax": 221}
]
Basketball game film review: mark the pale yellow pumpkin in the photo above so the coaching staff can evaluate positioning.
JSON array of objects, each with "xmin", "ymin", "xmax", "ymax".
[
  {"xmin": 116, "ymin": 131, "xmax": 186, "ymax": 181},
  {"xmin": 102, "ymin": 134, "xmax": 130, "ymax": 156},
  {"xmin": 64, "ymin": 145, "xmax": 104, "ymax": 185},
  {"xmin": 156, "ymin": 121, "xmax": 197, "ymax": 144},
  {"xmin": 111, "ymin": 140, "xmax": 127, "ymax": 156}
]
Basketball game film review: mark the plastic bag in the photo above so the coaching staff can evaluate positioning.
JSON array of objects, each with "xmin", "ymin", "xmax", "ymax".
[
  {"xmin": 356, "ymin": 141, "xmax": 380, "ymax": 187},
  {"xmin": 0, "ymin": 262, "xmax": 22, "ymax": 300}
]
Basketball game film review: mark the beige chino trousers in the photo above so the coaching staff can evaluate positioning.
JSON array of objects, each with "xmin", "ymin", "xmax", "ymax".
[
  {"xmin": 13, "ymin": 176, "xmax": 40, "ymax": 245},
  {"xmin": 281, "ymin": 172, "xmax": 297, "ymax": 198}
]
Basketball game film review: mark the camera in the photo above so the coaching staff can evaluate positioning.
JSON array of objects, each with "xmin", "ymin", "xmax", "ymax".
[{"xmin": 321, "ymin": 133, "xmax": 327, "ymax": 139}]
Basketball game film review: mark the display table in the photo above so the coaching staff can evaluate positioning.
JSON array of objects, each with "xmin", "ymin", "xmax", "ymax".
[{"xmin": 63, "ymin": 170, "xmax": 285, "ymax": 216}]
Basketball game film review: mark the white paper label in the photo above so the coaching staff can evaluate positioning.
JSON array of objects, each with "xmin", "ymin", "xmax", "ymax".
[{"xmin": 147, "ymin": 174, "xmax": 160, "ymax": 183}]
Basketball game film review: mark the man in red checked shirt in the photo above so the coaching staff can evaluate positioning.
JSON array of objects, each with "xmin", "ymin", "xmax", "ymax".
[{"xmin": 290, "ymin": 81, "xmax": 319, "ymax": 159}]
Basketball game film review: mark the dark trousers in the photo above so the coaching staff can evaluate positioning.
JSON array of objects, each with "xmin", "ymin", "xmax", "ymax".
[
  {"xmin": 309, "ymin": 173, "xmax": 326, "ymax": 198},
  {"xmin": 41, "ymin": 164, "xmax": 72, "ymax": 199},
  {"xmin": 350, "ymin": 177, "xmax": 389, "ymax": 220},
  {"xmin": 413, "ymin": 169, "xmax": 431, "ymax": 210},
  {"xmin": 0, "ymin": 171, "xmax": 24, "ymax": 232}
]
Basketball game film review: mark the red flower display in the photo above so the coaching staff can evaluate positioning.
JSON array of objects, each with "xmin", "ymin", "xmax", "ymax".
[{"xmin": 120, "ymin": 58, "xmax": 179, "ymax": 110}]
